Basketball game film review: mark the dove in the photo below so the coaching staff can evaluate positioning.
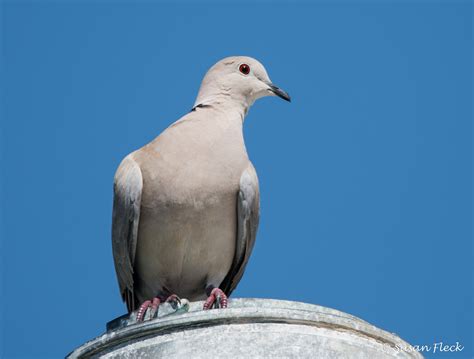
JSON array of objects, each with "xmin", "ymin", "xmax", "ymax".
[{"xmin": 112, "ymin": 56, "xmax": 290, "ymax": 321}]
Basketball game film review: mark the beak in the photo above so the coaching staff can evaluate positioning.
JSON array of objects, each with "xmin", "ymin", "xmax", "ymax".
[{"xmin": 268, "ymin": 83, "xmax": 291, "ymax": 102}]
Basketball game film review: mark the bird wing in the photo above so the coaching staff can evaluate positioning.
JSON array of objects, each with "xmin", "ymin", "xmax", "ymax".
[
  {"xmin": 220, "ymin": 164, "xmax": 260, "ymax": 296},
  {"xmin": 112, "ymin": 154, "xmax": 143, "ymax": 312}
]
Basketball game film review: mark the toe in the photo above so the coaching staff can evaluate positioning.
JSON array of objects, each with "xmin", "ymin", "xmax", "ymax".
[
  {"xmin": 203, "ymin": 295, "xmax": 215, "ymax": 310},
  {"xmin": 148, "ymin": 297, "xmax": 161, "ymax": 318},
  {"xmin": 137, "ymin": 297, "xmax": 163, "ymax": 322},
  {"xmin": 137, "ymin": 300, "xmax": 152, "ymax": 322}
]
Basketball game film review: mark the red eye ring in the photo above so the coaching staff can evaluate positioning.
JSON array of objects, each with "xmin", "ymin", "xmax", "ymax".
[{"xmin": 239, "ymin": 63, "xmax": 250, "ymax": 75}]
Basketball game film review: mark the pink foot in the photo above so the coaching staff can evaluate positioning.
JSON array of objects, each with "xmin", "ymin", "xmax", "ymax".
[
  {"xmin": 136, "ymin": 294, "xmax": 183, "ymax": 322},
  {"xmin": 203, "ymin": 288, "xmax": 228, "ymax": 310},
  {"xmin": 136, "ymin": 297, "xmax": 161, "ymax": 322}
]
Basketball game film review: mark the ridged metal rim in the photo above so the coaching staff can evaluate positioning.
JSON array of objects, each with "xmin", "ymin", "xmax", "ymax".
[{"xmin": 67, "ymin": 298, "xmax": 422, "ymax": 359}]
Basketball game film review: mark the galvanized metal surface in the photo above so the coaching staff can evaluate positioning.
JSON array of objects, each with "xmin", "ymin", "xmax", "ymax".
[{"xmin": 67, "ymin": 298, "xmax": 423, "ymax": 359}]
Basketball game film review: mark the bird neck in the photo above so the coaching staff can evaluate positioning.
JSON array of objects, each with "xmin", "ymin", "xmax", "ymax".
[{"xmin": 194, "ymin": 87, "xmax": 251, "ymax": 122}]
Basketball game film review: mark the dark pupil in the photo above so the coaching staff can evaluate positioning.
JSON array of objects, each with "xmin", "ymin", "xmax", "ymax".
[{"xmin": 240, "ymin": 64, "xmax": 249, "ymax": 74}]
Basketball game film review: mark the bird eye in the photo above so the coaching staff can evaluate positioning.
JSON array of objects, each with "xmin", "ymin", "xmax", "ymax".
[{"xmin": 239, "ymin": 64, "xmax": 250, "ymax": 75}]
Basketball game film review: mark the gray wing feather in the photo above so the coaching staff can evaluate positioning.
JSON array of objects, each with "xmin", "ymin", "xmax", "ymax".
[
  {"xmin": 112, "ymin": 155, "xmax": 143, "ymax": 312},
  {"xmin": 221, "ymin": 164, "xmax": 260, "ymax": 296}
]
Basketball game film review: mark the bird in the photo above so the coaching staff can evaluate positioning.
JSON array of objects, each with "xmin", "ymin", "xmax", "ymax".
[{"xmin": 112, "ymin": 56, "xmax": 290, "ymax": 321}]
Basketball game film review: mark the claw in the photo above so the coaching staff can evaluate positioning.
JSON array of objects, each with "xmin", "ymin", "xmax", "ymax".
[
  {"xmin": 136, "ymin": 300, "xmax": 152, "ymax": 322},
  {"xmin": 203, "ymin": 288, "xmax": 228, "ymax": 310},
  {"xmin": 165, "ymin": 294, "xmax": 181, "ymax": 309},
  {"xmin": 136, "ymin": 297, "xmax": 161, "ymax": 322},
  {"xmin": 148, "ymin": 297, "xmax": 161, "ymax": 318},
  {"xmin": 215, "ymin": 293, "xmax": 222, "ymax": 308}
]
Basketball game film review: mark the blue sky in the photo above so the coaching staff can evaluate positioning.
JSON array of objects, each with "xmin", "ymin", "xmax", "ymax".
[{"xmin": 1, "ymin": 2, "xmax": 472, "ymax": 358}]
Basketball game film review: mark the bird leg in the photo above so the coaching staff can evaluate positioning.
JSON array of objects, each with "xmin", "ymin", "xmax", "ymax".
[
  {"xmin": 203, "ymin": 287, "xmax": 228, "ymax": 310},
  {"xmin": 136, "ymin": 294, "xmax": 183, "ymax": 322},
  {"xmin": 136, "ymin": 297, "xmax": 161, "ymax": 322}
]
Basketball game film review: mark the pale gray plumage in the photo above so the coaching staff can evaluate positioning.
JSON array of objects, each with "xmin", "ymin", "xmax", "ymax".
[
  {"xmin": 220, "ymin": 168, "xmax": 260, "ymax": 295},
  {"xmin": 112, "ymin": 156, "xmax": 143, "ymax": 309},
  {"xmin": 112, "ymin": 56, "xmax": 290, "ymax": 312}
]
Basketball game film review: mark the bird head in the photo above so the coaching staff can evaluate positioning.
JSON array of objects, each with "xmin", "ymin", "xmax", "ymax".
[{"xmin": 194, "ymin": 56, "xmax": 291, "ymax": 110}]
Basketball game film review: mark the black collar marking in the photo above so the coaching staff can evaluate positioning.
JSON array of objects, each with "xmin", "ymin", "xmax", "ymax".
[{"xmin": 190, "ymin": 103, "xmax": 212, "ymax": 112}]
